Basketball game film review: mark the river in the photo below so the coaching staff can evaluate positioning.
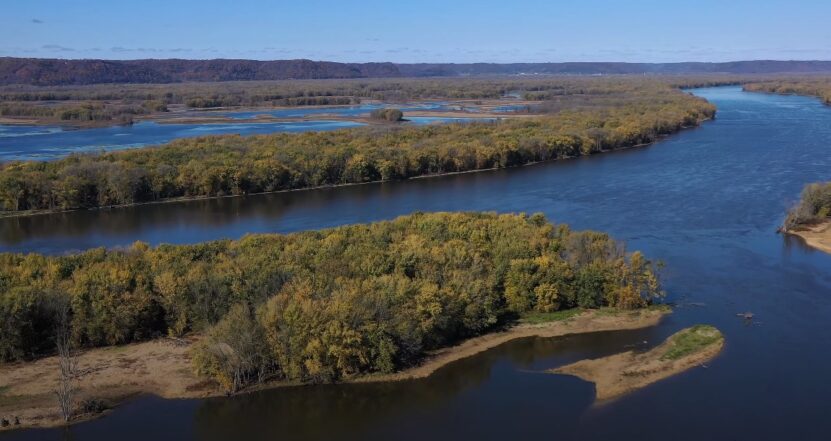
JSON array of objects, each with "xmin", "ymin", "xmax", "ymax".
[
  {"xmin": 0, "ymin": 100, "xmax": 509, "ymax": 161},
  {"xmin": 2, "ymin": 86, "xmax": 831, "ymax": 440}
]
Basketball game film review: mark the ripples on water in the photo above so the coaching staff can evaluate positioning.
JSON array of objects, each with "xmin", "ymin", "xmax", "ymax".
[{"xmin": 3, "ymin": 87, "xmax": 831, "ymax": 441}]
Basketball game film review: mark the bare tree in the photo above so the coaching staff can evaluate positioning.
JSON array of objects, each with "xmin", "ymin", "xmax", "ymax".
[{"xmin": 54, "ymin": 302, "xmax": 77, "ymax": 423}]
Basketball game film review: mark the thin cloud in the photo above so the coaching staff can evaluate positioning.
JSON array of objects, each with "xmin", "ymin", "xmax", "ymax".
[
  {"xmin": 111, "ymin": 46, "xmax": 167, "ymax": 53},
  {"xmin": 42, "ymin": 44, "xmax": 74, "ymax": 52},
  {"xmin": 31, "ymin": 19, "xmax": 43, "ymax": 24}
]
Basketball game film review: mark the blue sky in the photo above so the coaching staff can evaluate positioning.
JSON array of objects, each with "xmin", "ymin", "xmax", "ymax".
[{"xmin": 2, "ymin": 0, "xmax": 830, "ymax": 62}]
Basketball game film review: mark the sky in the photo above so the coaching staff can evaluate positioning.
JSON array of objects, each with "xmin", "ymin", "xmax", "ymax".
[{"xmin": 1, "ymin": 0, "xmax": 830, "ymax": 63}]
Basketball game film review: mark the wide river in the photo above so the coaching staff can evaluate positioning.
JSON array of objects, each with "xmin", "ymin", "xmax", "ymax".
[{"xmin": 2, "ymin": 86, "xmax": 831, "ymax": 440}]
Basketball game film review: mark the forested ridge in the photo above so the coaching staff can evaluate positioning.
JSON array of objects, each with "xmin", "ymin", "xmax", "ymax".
[
  {"xmin": 0, "ymin": 212, "xmax": 664, "ymax": 391},
  {"xmin": 0, "ymin": 58, "xmax": 401, "ymax": 86},
  {"xmin": 3, "ymin": 57, "xmax": 831, "ymax": 86},
  {"xmin": 0, "ymin": 82, "xmax": 716, "ymax": 213}
]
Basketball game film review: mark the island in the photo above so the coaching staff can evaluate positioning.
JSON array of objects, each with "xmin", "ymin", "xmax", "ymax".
[
  {"xmin": 0, "ymin": 77, "xmax": 717, "ymax": 216},
  {"xmin": 551, "ymin": 325, "xmax": 724, "ymax": 401},
  {"xmin": 0, "ymin": 211, "xmax": 670, "ymax": 429}
]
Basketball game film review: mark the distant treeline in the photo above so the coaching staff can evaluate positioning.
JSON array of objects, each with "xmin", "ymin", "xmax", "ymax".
[
  {"xmin": 4, "ymin": 57, "xmax": 831, "ymax": 85},
  {"xmin": 785, "ymin": 182, "xmax": 831, "ymax": 228},
  {"xmin": 0, "ymin": 102, "xmax": 154, "ymax": 123},
  {"xmin": 0, "ymin": 76, "xmax": 736, "ymax": 106},
  {"xmin": 0, "ymin": 83, "xmax": 716, "ymax": 213},
  {"xmin": 0, "ymin": 212, "xmax": 664, "ymax": 392},
  {"xmin": 744, "ymin": 80, "xmax": 831, "ymax": 105}
]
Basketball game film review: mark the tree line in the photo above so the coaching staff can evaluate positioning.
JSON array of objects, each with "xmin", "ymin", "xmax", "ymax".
[
  {"xmin": 0, "ymin": 102, "xmax": 148, "ymax": 124},
  {"xmin": 785, "ymin": 181, "xmax": 831, "ymax": 228},
  {"xmin": 744, "ymin": 80, "xmax": 831, "ymax": 105},
  {"xmin": 0, "ymin": 86, "xmax": 716, "ymax": 213},
  {"xmin": 0, "ymin": 212, "xmax": 664, "ymax": 392}
]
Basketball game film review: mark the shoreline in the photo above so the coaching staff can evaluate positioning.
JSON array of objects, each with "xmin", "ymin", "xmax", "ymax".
[
  {"xmin": 784, "ymin": 220, "xmax": 831, "ymax": 254},
  {"xmin": 0, "ymin": 119, "xmax": 707, "ymax": 221},
  {"xmin": 0, "ymin": 307, "xmax": 669, "ymax": 431}
]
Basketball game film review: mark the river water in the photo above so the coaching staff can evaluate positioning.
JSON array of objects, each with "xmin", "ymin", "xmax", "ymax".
[
  {"xmin": 0, "ymin": 101, "xmax": 508, "ymax": 161},
  {"xmin": 2, "ymin": 86, "xmax": 831, "ymax": 440}
]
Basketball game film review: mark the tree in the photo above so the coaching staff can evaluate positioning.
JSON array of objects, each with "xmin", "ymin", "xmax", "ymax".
[
  {"xmin": 191, "ymin": 303, "xmax": 271, "ymax": 393},
  {"xmin": 54, "ymin": 300, "xmax": 77, "ymax": 423},
  {"xmin": 369, "ymin": 108, "xmax": 404, "ymax": 122}
]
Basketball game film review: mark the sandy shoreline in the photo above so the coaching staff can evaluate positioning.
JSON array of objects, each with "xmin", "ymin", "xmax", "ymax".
[
  {"xmin": 0, "ymin": 307, "xmax": 668, "ymax": 431},
  {"xmin": 786, "ymin": 220, "xmax": 831, "ymax": 254},
  {"xmin": 552, "ymin": 325, "xmax": 723, "ymax": 402}
]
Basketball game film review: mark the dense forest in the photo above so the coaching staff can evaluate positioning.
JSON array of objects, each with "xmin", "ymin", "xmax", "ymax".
[
  {"xmin": 785, "ymin": 181, "xmax": 831, "ymax": 228},
  {"xmin": 0, "ymin": 81, "xmax": 716, "ymax": 213},
  {"xmin": 744, "ymin": 79, "xmax": 831, "ymax": 105},
  {"xmin": 0, "ymin": 212, "xmax": 664, "ymax": 391}
]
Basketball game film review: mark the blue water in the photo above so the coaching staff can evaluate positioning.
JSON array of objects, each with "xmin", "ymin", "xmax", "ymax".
[
  {"xmin": 406, "ymin": 116, "xmax": 499, "ymax": 124},
  {"xmin": 3, "ymin": 86, "xmax": 831, "ymax": 440},
  {"xmin": 216, "ymin": 101, "xmax": 451, "ymax": 119},
  {"xmin": 492, "ymin": 104, "xmax": 534, "ymax": 112},
  {"xmin": 0, "ymin": 120, "xmax": 365, "ymax": 161}
]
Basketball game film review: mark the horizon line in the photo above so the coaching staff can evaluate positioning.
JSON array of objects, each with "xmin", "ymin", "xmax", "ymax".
[{"xmin": 3, "ymin": 56, "xmax": 831, "ymax": 65}]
